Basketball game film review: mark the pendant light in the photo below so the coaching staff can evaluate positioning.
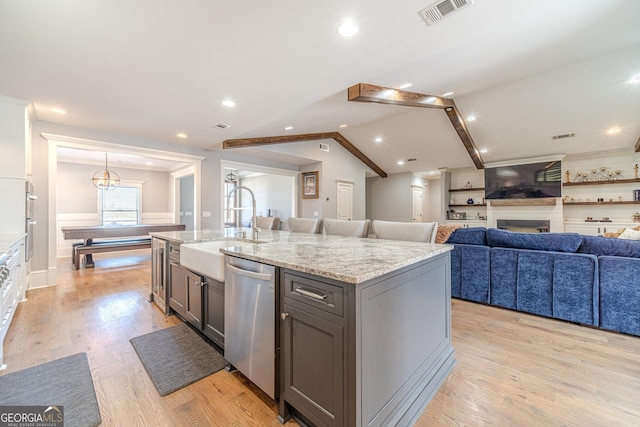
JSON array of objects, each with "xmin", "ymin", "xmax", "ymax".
[{"xmin": 92, "ymin": 153, "xmax": 120, "ymax": 190}]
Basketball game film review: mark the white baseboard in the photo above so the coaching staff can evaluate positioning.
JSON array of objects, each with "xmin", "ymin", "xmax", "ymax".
[{"xmin": 28, "ymin": 267, "xmax": 56, "ymax": 289}]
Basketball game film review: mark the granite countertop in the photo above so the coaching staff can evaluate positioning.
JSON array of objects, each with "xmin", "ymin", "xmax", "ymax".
[
  {"xmin": 150, "ymin": 227, "xmax": 276, "ymax": 244},
  {"xmin": 220, "ymin": 232, "xmax": 452, "ymax": 284}
]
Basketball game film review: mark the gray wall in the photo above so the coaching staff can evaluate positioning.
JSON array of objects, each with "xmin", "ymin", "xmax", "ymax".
[
  {"xmin": 427, "ymin": 178, "xmax": 441, "ymax": 222},
  {"xmin": 366, "ymin": 172, "xmax": 429, "ymax": 222},
  {"xmin": 57, "ymin": 161, "xmax": 171, "ymax": 214},
  {"xmin": 255, "ymin": 138, "xmax": 369, "ymax": 219},
  {"xmin": 29, "ymin": 120, "xmax": 301, "ymax": 279},
  {"xmin": 179, "ymin": 174, "xmax": 194, "ymax": 230},
  {"xmin": 239, "ymin": 174, "xmax": 293, "ymax": 227}
]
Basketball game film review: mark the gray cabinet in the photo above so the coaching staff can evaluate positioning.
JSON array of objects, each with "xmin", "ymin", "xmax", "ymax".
[
  {"xmin": 185, "ymin": 269, "xmax": 204, "ymax": 330},
  {"xmin": 279, "ymin": 252, "xmax": 455, "ymax": 427},
  {"xmin": 170, "ymin": 262, "xmax": 206, "ymax": 332},
  {"xmin": 280, "ymin": 271, "xmax": 348, "ymax": 427},
  {"xmin": 169, "ymin": 261, "xmax": 187, "ymax": 317},
  {"xmin": 204, "ymin": 277, "xmax": 225, "ymax": 348},
  {"xmin": 167, "ymin": 240, "xmax": 224, "ymax": 348},
  {"xmin": 151, "ymin": 237, "xmax": 169, "ymax": 314}
]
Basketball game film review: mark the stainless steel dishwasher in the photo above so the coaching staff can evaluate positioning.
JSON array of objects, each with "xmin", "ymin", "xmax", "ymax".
[{"xmin": 224, "ymin": 255, "xmax": 276, "ymax": 398}]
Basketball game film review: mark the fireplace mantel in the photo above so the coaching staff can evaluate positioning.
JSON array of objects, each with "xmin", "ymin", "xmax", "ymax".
[{"xmin": 489, "ymin": 198, "xmax": 558, "ymax": 207}]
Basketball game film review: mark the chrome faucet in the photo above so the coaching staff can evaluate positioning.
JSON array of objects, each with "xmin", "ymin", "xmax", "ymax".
[{"xmin": 226, "ymin": 185, "xmax": 260, "ymax": 240}]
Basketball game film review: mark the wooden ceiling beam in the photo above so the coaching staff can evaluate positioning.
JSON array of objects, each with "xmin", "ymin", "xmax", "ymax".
[
  {"xmin": 444, "ymin": 104, "xmax": 484, "ymax": 169},
  {"xmin": 348, "ymin": 83, "xmax": 454, "ymax": 109},
  {"xmin": 347, "ymin": 83, "xmax": 484, "ymax": 169},
  {"xmin": 223, "ymin": 132, "xmax": 388, "ymax": 178}
]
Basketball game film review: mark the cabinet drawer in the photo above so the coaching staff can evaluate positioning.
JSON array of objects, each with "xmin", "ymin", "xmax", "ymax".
[
  {"xmin": 284, "ymin": 272, "xmax": 344, "ymax": 318},
  {"xmin": 169, "ymin": 243, "xmax": 181, "ymax": 263}
]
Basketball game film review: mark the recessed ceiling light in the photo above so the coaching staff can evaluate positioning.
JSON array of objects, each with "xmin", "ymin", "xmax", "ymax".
[
  {"xmin": 442, "ymin": 92, "xmax": 454, "ymax": 97},
  {"xmin": 397, "ymin": 161, "xmax": 405, "ymax": 166},
  {"xmin": 607, "ymin": 127, "xmax": 621, "ymax": 134},
  {"xmin": 337, "ymin": 19, "xmax": 359, "ymax": 37},
  {"xmin": 145, "ymin": 161, "xmax": 153, "ymax": 166},
  {"xmin": 177, "ymin": 133, "xmax": 188, "ymax": 138},
  {"xmin": 284, "ymin": 126, "xmax": 293, "ymax": 131},
  {"xmin": 339, "ymin": 124, "xmax": 347, "ymax": 128},
  {"xmin": 628, "ymin": 74, "xmax": 640, "ymax": 84},
  {"xmin": 480, "ymin": 148, "xmax": 488, "ymax": 154},
  {"xmin": 222, "ymin": 99, "xmax": 236, "ymax": 108},
  {"xmin": 49, "ymin": 107, "xmax": 66, "ymax": 114},
  {"xmin": 466, "ymin": 115, "xmax": 476, "ymax": 122},
  {"xmin": 399, "ymin": 83, "xmax": 412, "ymax": 89},
  {"xmin": 375, "ymin": 136, "xmax": 383, "ymax": 143}
]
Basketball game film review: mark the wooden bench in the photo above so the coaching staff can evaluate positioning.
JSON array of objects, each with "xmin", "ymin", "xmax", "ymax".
[{"xmin": 73, "ymin": 237, "xmax": 152, "ymax": 270}]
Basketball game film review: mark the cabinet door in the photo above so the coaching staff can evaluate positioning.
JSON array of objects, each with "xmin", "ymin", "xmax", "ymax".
[
  {"xmin": 281, "ymin": 302, "xmax": 344, "ymax": 427},
  {"xmin": 169, "ymin": 262, "xmax": 187, "ymax": 317},
  {"xmin": 204, "ymin": 277, "xmax": 225, "ymax": 348},
  {"xmin": 186, "ymin": 269, "xmax": 204, "ymax": 330}
]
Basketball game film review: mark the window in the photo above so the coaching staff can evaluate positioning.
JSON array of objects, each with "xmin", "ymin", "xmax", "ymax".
[
  {"xmin": 224, "ymin": 179, "xmax": 238, "ymax": 227},
  {"xmin": 99, "ymin": 182, "xmax": 142, "ymax": 226}
]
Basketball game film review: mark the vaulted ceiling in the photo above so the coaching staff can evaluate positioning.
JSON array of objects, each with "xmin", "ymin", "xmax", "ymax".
[{"xmin": 1, "ymin": 0, "xmax": 639, "ymax": 175}]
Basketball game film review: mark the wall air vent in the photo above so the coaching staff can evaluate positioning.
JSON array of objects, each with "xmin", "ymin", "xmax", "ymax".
[
  {"xmin": 214, "ymin": 123, "xmax": 231, "ymax": 130},
  {"xmin": 319, "ymin": 143, "xmax": 330, "ymax": 152},
  {"xmin": 418, "ymin": 0, "xmax": 473, "ymax": 26},
  {"xmin": 551, "ymin": 133, "xmax": 576, "ymax": 140}
]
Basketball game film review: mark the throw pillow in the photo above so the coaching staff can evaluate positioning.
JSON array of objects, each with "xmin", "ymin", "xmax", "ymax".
[{"xmin": 618, "ymin": 228, "xmax": 640, "ymax": 240}]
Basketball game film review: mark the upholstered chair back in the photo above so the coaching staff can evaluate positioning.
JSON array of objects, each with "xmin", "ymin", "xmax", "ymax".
[
  {"xmin": 323, "ymin": 218, "xmax": 371, "ymax": 238},
  {"xmin": 372, "ymin": 220, "xmax": 438, "ymax": 243},
  {"xmin": 255, "ymin": 216, "xmax": 280, "ymax": 230},
  {"xmin": 287, "ymin": 217, "xmax": 323, "ymax": 234}
]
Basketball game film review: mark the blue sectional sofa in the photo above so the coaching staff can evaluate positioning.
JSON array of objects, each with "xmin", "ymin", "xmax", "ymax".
[{"xmin": 446, "ymin": 227, "xmax": 640, "ymax": 336}]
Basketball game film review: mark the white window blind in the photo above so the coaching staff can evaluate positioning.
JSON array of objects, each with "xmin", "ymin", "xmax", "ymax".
[{"xmin": 100, "ymin": 184, "xmax": 141, "ymax": 226}]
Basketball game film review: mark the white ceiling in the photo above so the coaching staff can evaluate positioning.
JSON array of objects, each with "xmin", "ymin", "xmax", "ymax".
[{"xmin": 1, "ymin": 0, "xmax": 640, "ymax": 176}]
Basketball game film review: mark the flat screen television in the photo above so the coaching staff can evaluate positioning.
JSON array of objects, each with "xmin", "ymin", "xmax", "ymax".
[{"xmin": 484, "ymin": 160, "xmax": 562, "ymax": 200}]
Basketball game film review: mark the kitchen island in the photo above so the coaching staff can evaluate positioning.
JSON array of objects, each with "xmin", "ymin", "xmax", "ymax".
[
  {"xmin": 220, "ymin": 233, "xmax": 455, "ymax": 427},
  {"xmin": 151, "ymin": 230, "xmax": 455, "ymax": 427}
]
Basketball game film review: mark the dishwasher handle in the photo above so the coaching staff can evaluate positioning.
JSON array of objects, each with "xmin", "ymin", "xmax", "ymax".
[{"xmin": 227, "ymin": 263, "xmax": 273, "ymax": 281}]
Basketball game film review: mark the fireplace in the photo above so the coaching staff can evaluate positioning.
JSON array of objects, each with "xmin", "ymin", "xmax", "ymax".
[{"xmin": 497, "ymin": 219, "xmax": 550, "ymax": 233}]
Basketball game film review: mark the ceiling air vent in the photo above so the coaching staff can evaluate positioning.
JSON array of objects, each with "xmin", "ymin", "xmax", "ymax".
[
  {"xmin": 319, "ymin": 143, "xmax": 330, "ymax": 152},
  {"xmin": 214, "ymin": 123, "xmax": 231, "ymax": 130},
  {"xmin": 418, "ymin": 0, "xmax": 473, "ymax": 26},
  {"xmin": 551, "ymin": 133, "xmax": 576, "ymax": 140}
]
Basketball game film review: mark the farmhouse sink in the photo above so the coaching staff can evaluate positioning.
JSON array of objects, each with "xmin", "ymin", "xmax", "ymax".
[{"xmin": 180, "ymin": 239, "xmax": 260, "ymax": 282}]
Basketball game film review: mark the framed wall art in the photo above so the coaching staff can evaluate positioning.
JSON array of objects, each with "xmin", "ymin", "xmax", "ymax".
[{"xmin": 301, "ymin": 171, "xmax": 319, "ymax": 199}]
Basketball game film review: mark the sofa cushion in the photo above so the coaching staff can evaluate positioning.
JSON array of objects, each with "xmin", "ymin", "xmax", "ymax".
[
  {"xmin": 486, "ymin": 228, "xmax": 582, "ymax": 253},
  {"xmin": 578, "ymin": 235, "xmax": 640, "ymax": 258},
  {"xmin": 445, "ymin": 227, "xmax": 487, "ymax": 246}
]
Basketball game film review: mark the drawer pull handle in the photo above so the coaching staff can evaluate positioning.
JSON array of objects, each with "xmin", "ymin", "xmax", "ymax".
[
  {"xmin": 296, "ymin": 287, "xmax": 327, "ymax": 301},
  {"xmin": 281, "ymin": 312, "xmax": 289, "ymax": 320}
]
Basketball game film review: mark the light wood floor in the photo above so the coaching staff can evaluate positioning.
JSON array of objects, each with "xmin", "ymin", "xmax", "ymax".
[{"xmin": 3, "ymin": 252, "xmax": 640, "ymax": 426}]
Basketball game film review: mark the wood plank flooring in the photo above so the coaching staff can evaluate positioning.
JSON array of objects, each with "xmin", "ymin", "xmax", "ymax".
[{"xmin": 3, "ymin": 252, "xmax": 640, "ymax": 426}]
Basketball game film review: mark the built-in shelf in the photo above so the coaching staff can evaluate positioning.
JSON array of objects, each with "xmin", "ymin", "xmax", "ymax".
[
  {"xmin": 563, "ymin": 178, "xmax": 640, "ymax": 187},
  {"xmin": 449, "ymin": 204, "xmax": 487, "ymax": 207},
  {"xmin": 563, "ymin": 201, "xmax": 640, "ymax": 206},
  {"xmin": 449, "ymin": 187, "xmax": 485, "ymax": 192}
]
